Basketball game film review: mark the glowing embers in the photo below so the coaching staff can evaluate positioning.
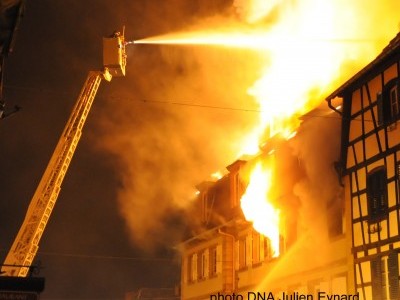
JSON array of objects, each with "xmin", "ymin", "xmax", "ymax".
[{"xmin": 240, "ymin": 158, "xmax": 280, "ymax": 257}]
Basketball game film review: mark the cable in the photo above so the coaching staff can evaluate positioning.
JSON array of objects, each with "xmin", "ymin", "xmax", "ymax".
[
  {"xmin": 108, "ymin": 95, "xmax": 261, "ymax": 113},
  {"xmin": 4, "ymin": 84, "xmax": 348, "ymax": 120},
  {"xmin": 4, "ymin": 84, "xmax": 261, "ymax": 113},
  {"xmin": 38, "ymin": 251, "xmax": 175, "ymax": 262},
  {"xmin": 0, "ymin": 248, "xmax": 174, "ymax": 262}
]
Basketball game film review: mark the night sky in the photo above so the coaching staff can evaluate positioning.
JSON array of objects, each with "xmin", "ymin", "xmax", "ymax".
[
  {"xmin": 3, "ymin": 1, "xmax": 398, "ymax": 299},
  {"xmin": 0, "ymin": 1, "xmax": 246, "ymax": 299}
]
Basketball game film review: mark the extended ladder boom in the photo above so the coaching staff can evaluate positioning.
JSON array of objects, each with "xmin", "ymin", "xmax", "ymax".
[
  {"xmin": 1, "ymin": 31, "xmax": 127, "ymax": 277},
  {"xmin": 2, "ymin": 71, "xmax": 107, "ymax": 276}
]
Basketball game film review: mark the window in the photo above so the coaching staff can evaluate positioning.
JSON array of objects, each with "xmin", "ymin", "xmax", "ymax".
[
  {"xmin": 252, "ymin": 231, "xmax": 260, "ymax": 264},
  {"xmin": 188, "ymin": 253, "xmax": 197, "ymax": 283},
  {"xmin": 371, "ymin": 253, "xmax": 400, "ymax": 300},
  {"xmin": 238, "ymin": 237, "xmax": 247, "ymax": 269},
  {"xmin": 209, "ymin": 246, "xmax": 217, "ymax": 277},
  {"xmin": 197, "ymin": 250, "xmax": 208, "ymax": 280},
  {"xmin": 390, "ymin": 86, "xmax": 399, "ymax": 118},
  {"xmin": 367, "ymin": 167, "xmax": 388, "ymax": 222},
  {"xmin": 378, "ymin": 78, "xmax": 400, "ymax": 125},
  {"xmin": 264, "ymin": 237, "xmax": 272, "ymax": 260}
]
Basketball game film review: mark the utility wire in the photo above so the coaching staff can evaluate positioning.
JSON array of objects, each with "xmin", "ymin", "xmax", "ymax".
[
  {"xmin": 108, "ymin": 95, "xmax": 261, "ymax": 113},
  {"xmin": 4, "ymin": 84, "xmax": 353, "ymax": 121},
  {"xmin": 38, "ymin": 251, "xmax": 175, "ymax": 262},
  {"xmin": 0, "ymin": 248, "xmax": 175, "ymax": 262},
  {"xmin": 5, "ymin": 84, "xmax": 260, "ymax": 113}
]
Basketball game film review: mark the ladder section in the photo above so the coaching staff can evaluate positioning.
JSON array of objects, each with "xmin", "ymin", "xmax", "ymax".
[{"xmin": 1, "ymin": 72, "xmax": 103, "ymax": 277}]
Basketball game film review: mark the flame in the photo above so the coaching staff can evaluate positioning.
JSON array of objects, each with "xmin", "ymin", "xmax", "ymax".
[
  {"xmin": 211, "ymin": 171, "xmax": 223, "ymax": 180},
  {"xmin": 136, "ymin": 0, "xmax": 400, "ymax": 254},
  {"xmin": 241, "ymin": 160, "xmax": 280, "ymax": 257},
  {"xmin": 136, "ymin": 0, "xmax": 398, "ymax": 149},
  {"xmin": 234, "ymin": 0, "xmax": 281, "ymax": 24}
]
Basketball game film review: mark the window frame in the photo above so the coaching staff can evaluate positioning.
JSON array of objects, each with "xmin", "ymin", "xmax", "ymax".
[
  {"xmin": 252, "ymin": 231, "xmax": 260, "ymax": 265},
  {"xmin": 238, "ymin": 236, "xmax": 247, "ymax": 270},
  {"xmin": 371, "ymin": 252, "xmax": 400, "ymax": 300},
  {"xmin": 209, "ymin": 246, "xmax": 218, "ymax": 277},
  {"xmin": 378, "ymin": 77, "xmax": 400, "ymax": 126},
  {"xmin": 367, "ymin": 166, "xmax": 388, "ymax": 223}
]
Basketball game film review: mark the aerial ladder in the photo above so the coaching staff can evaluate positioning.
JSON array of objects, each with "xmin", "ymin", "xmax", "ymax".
[{"xmin": 1, "ymin": 31, "xmax": 128, "ymax": 277}]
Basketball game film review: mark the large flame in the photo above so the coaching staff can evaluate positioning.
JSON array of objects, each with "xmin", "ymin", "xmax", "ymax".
[
  {"xmin": 136, "ymin": 0, "xmax": 400, "ymax": 254},
  {"xmin": 241, "ymin": 161, "xmax": 280, "ymax": 257},
  {"xmin": 136, "ymin": 0, "xmax": 398, "ymax": 150}
]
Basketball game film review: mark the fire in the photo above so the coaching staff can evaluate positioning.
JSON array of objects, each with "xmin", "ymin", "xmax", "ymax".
[
  {"xmin": 211, "ymin": 171, "xmax": 223, "ymax": 180},
  {"xmin": 234, "ymin": 0, "xmax": 281, "ymax": 24},
  {"xmin": 240, "ymin": 160, "xmax": 280, "ymax": 257},
  {"xmin": 136, "ymin": 0, "xmax": 400, "ymax": 254}
]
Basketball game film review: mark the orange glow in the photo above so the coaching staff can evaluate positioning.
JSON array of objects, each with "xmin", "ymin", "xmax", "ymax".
[
  {"xmin": 135, "ymin": 29, "xmax": 272, "ymax": 49},
  {"xmin": 211, "ymin": 171, "xmax": 223, "ymax": 180},
  {"xmin": 135, "ymin": 1, "xmax": 397, "ymax": 151},
  {"xmin": 136, "ymin": 0, "xmax": 400, "ymax": 251},
  {"xmin": 240, "ymin": 160, "xmax": 280, "ymax": 257},
  {"xmin": 236, "ymin": 0, "xmax": 280, "ymax": 24}
]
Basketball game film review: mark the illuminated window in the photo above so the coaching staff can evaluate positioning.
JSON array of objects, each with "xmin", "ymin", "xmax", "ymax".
[
  {"xmin": 264, "ymin": 237, "xmax": 272, "ymax": 260},
  {"xmin": 209, "ymin": 246, "xmax": 217, "ymax": 277},
  {"xmin": 188, "ymin": 253, "xmax": 197, "ymax": 283},
  {"xmin": 197, "ymin": 250, "xmax": 208, "ymax": 280},
  {"xmin": 367, "ymin": 167, "xmax": 388, "ymax": 222},
  {"xmin": 238, "ymin": 237, "xmax": 247, "ymax": 269},
  {"xmin": 252, "ymin": 231, "xmax": 260, "ymax": 264}
]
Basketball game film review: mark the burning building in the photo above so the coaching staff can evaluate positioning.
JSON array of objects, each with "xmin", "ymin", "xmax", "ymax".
[
  {"xmin": 178, "ymin": 109, "xmax": 350, "ymax": 299},
  {"xmin": 177, "ymin": 24, "xmax": 400, "ymax": 300}
]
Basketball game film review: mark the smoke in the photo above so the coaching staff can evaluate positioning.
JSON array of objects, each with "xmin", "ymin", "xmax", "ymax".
[
  {"xmin": 93, "ymin": 0, "xmax": 400, "ymax": 253},
  {"xmin": 94, "ymin": 0, "xmax": 262, "ymax": 250},
  {"xmin": 233, "ymin": 0, "xmax": 282, "ymax": 24},
  {"xmin": 251, "ymin": 111, "xmax": 343, "ymax": 292},
  {"xmin": 291, "ymin": 113, "xmax": 342, "ymax": 245}
]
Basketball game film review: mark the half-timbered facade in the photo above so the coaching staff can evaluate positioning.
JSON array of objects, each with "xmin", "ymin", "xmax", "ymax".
[{"xmin": 326, "ymin": 32, "xmax": 400, "ymax": 300}]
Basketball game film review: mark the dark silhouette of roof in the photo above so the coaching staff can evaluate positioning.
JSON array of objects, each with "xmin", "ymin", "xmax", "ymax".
[
  {"xmin": 0, "ymin": 0, "xmax": 24, "ymax": 56},
  {"xmin": 0, "ymin": 0, "xmax": 24, "ymax": 119}
]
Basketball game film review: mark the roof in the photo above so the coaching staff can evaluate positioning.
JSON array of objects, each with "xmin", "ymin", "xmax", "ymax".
[
  {"xmin": 0, "ymin": 0, "xmax": 24, "ymax": 56},
  {"xmin": 0, "ymin": 0, "xmax": 24, "ymax": 117},
  {"xmin": 326, "ymin": 32, "xmax": 400, "ymax": 100}
]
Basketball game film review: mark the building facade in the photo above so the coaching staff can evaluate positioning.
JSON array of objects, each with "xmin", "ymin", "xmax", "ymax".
[
  {"xmin": 327, "ymin": 32, "xmax": 400, "ymax": 300},
  {"xmin": 179, "ymin": 130, "xmax": 352, "ymax": 299}
]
